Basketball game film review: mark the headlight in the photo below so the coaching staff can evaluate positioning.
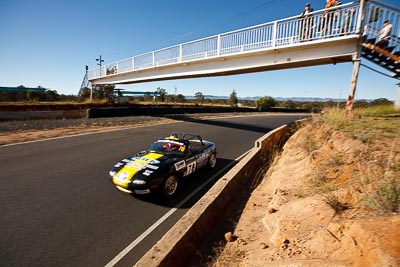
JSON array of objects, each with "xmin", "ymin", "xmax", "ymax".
[
  {"xmin": 109, "ymin": 171, "xmax": 116, "ymax": 177},
  {"xmin": 131, "ymin": 180, "xmax": 147, "ymax": 185}
]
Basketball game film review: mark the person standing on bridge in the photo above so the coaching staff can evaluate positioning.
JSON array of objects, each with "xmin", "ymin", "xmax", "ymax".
[
  {"xmin": 340, "ymin": 7, "xmax": 356, "ymax": 36},
  {"xmin": 320, "ymin": 0, "xmax": 342, "ymax": 37},
  {"xmin": 299, "ymin": 3, "xmax": 314, "ymax": 42},
  {"xmin": 375, "ymin": 20, "xmax": 393, "ymax": 50}
]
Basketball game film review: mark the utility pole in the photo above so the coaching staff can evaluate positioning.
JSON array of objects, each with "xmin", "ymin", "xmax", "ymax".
[
  {"xmin": 93, "ymin": 55, "xmax": 104, "ymax": 102},
  {"xmin": 175, "ymin": 86, "xmax": 177, "ymax": 103},
  {"xmin": 96, "ymin": 55, "xmax": 104, "ymax": 76}
]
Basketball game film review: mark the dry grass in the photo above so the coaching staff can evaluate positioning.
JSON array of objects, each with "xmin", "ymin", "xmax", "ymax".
[
  {"xmin": 365, "ymin": 175, "xmax": 400, "ymax": 213},
  {"xmin": 205, "ymin": 241, "xmax": 246, "ymax": 267},
  {"xmin": 362, "ymin": 139, "xmax": 400, "ymax": 213},
  {"xmin": 309, "ymin": 107, "xmax": 400, "ymax": 214}
]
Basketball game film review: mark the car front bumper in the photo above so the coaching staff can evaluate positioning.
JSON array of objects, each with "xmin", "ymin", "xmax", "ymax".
[
  {"xmin": 113, "ymin": 179, "xmax": 161, "ymax": 195},
  {"xmin": 115, "ymin": 186, "xmax": 152, "ymax": 194}
]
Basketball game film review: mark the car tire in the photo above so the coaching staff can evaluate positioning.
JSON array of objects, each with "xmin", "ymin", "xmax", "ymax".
[
  {"xmin": 208, "ymin": 153, "xmax": 217, "ymax": 169},
  {"xmin": 161, "ymin": 175, "xmax": 179, "ymax": 197}
]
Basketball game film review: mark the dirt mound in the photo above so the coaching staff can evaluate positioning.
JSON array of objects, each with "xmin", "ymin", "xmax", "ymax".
[{"xmin": 213, "ymin": 117, "xmax": 400, "ymax": 266}]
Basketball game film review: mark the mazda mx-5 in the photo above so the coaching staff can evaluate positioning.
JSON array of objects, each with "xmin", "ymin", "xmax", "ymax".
[{"xmin": 109, "ymin": 133, "xmax": 217, "ymax": 198}]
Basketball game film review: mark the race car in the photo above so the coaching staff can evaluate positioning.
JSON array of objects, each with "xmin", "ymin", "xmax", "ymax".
[{"xmin": 109, "ymin": 133, "xmax": 217, "ymax": 198}]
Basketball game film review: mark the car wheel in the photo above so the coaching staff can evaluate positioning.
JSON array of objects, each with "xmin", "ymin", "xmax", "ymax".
[
  {"xmin": 161, "ymin": 175, "xmax": 179, "ymax": 197},
  {"xmin": 208, "ymin": 153, "xmax": 217, "ymax": 169}
]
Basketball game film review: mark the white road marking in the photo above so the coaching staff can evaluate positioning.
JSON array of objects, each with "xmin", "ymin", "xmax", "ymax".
[
  {"xmin": 104, "ymin": 150, "xmax": 251, "ymax": 267},
  {"xmin": 1, "ymin": 121, "xmax": 175, "ymax": 147}
]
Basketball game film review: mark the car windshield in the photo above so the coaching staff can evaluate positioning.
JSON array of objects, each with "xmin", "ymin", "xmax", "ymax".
[{"xmin": 148, "ymin": 140, "xmax": 186, "ymax": 156}]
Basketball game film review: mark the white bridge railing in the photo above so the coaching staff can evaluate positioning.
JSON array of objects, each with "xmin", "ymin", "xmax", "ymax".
[
  {"xmin": 87, "ymin": 0, "xmax": 399, "ymax": 81},
  {"xmin": 363, "ymin": 0, "xmax": 400, "ymax": 47}
]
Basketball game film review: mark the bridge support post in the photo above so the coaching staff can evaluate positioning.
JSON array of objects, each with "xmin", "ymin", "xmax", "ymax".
[
  {"xmin": 90, "ymin": 86, "xmax": 93, "ymax": 102},
  {"xmin": 346, "ymin": 0, "xmax": 366, "ymax": 113},
  {"xmin": 346, "ymin": 59, "xmax": 360, "ymax": 112},
  {"xmin": 396, "ymin": 83, "xmax": 400, "ymax": 111}
]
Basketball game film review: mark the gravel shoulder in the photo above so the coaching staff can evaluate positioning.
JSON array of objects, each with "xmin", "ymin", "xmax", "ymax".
[{"xmin": 0, "ymin": 116, "xmax": 175, "ymax": 145}]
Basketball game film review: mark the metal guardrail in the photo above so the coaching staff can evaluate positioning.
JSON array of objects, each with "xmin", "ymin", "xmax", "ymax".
[{"xmin": 88, "ymin": 0, "xmax": 399, "ymax": 81}]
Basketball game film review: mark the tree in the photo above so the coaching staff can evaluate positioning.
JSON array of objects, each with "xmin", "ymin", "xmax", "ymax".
[
  {"xmin": 143, "ymin": 93, "xmax": 152, "ymax": 102},
  {"xmin": 45, "ymin": 90, "xmax": 59, "ymax": 101},
  {"xmin": 167, "ymin": 94, "xmax": 175, "ymax": 103},
  {"xmin": 256, "ymin": 96, "xmax": 276, "ymax": 110},
  {"xmin": 371, "ymin": 98, "xmax": 393, "ymax": 106},
  {"xmin": 16, "ymin": 91, "xmax": 26, "ymax": 101},
  {"xmin": 26, "ymin": 90, "xmax": 39, "ymax": 102},
  {"xmin": 0, "ymin": 91, "xmax": 17, "ymax": 102},
  {"xmin": 78, "ymin": 87, "xmax": 91, "ymax": 100},
  {"xmin": 176, "ymin": 94, "xmax": 186, "ymax": 103},
  {"xmin": 104, "ymin": 84, "xmax": 115, "ymax": 101},
  {"xmin": 229, "ymin": 90, "xmax": 239, "ymax": 107},
  {"xmin": 354, "ymin": 100, "xmax": 369, "ymax": 108},
  {"xmin": 241, "ymin": 100, "xmax": 256, "ymax": 107},
  {"xmin": 156, "ymin": 87, "xmax": 167, "ymax": 102},
  {"xmin": 194, "ymin": 92, "xmax": 204, "ymax": 104},
  {"xmin": 281, "ymin": 100, "xmax": 296, "ymax": 108}
]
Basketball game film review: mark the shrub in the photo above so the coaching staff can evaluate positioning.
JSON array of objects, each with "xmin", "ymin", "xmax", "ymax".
[
  {"xmin": 324, "ymin": 193, "xmax": 349, "ymax": 214},
  {"xmin": 256, "ymin": 96, "xmax": 276, "ymax": 109}
]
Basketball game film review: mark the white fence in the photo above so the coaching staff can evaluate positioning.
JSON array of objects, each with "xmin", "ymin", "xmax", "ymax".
[{"xmin": 87, "ymin": 0, "xmax": 399, "ymax": 81}]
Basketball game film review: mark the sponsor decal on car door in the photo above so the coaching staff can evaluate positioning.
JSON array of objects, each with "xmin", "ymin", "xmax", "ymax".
[
  {"xmin": 183, "ymin": 157, "xmax": 196, "ymax": 176},
  {"xmin": 196, "ymin": 152, "xmax": 208, "ymax": 169}
]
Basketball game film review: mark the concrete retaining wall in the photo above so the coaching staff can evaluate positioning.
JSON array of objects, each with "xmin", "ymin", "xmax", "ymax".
[{"xmin": 135, "ymin": 119, "xmax": 306, "ymax": 267}]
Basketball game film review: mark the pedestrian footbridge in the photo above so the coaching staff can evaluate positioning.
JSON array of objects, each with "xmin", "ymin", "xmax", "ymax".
[{"xmin": 86, "ymin": 1, "xmax": 399, "ymax": 90}]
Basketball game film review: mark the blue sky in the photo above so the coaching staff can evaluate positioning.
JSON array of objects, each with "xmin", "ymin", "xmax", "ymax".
[{"xmin": 0, "ymin": 0, "xmax": 399, "ymax": 100}]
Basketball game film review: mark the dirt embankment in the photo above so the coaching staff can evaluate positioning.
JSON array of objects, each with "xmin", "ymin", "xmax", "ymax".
[{"xmin": 212, "ymin": 115, "xmax": 400, "ymax": 266}]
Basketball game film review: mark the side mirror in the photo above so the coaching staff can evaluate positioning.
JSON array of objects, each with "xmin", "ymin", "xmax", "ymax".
[{"xmin": 137, "ymin": 150, "xmax": 147, "ymax": 156}]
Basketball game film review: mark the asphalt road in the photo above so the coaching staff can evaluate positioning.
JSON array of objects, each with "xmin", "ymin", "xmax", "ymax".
[{"xmin": 0, "ymin": 113, "xmax": 309, "ymax": 267}]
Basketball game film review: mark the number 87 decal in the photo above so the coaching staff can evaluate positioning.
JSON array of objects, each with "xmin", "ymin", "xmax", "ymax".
[{"xmin": 184, "ymin": 161, "xmax": 196, "ymax": 176}]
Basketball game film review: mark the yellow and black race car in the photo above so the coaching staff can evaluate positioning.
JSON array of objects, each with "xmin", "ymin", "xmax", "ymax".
[{"xmin": 109, "ymin": 133, "xmax": 217, "ymax": 198}]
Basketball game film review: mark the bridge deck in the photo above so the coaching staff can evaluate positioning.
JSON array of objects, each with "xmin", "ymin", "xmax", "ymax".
[{"xmin": 87, "ymin": 1, "xmax": 400, "ymax": 85}]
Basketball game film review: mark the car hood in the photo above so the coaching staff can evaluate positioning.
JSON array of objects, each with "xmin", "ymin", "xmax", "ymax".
[{"xmin": 112, "ymin": 152, "xmax": 172, "ymax": 187}]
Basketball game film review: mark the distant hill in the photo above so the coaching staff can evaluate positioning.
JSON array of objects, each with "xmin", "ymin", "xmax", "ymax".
[{"xmin": 185, "ymin": 95, "xmax": 354, "ymax": 102}]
